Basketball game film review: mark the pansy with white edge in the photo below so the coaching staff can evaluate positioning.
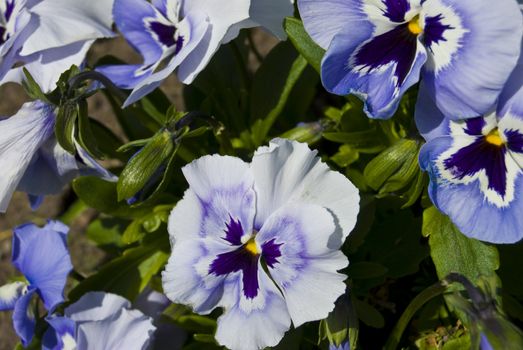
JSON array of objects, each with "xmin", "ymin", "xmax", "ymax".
[
  {"xmin": 42, "ymin": 292, "xmax": 156, "ymax": 350},
  {"xmin": 99, "ymin": 0, "xmax": 294, "ymax": 107},
  {"xmin": 0, "ymin": 100, "xmax": 115, "ymax": 212},
  {"xmin": 162, "ymin": 138, "xmax": 360, "ymax": 350},
  {"xmin": 0, "ymin": 221, "xmax": 72, "ymax": 346},
  {"xmin": 0, "ymin": 0, "xmax": 115, "ymax": 92},
  {"xmin": 418, "ymin": 58, "xmax": 523, "ymax": 243},
  {"xmin": 298, "ymin": 0, "xmax": 523, "ymax": 120}
]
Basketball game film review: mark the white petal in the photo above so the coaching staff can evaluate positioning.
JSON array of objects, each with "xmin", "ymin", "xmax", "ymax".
[
  {"xmin": 65, "ymin": 292, "xmax": 131, "ymax": 323},
  {"xmin": 75, "ymin": 308, "xmax": 156, "ymax": 350},
  {"xmin": 0, "ymin": 282, "xmax": 27, "ymax": 311},
  {"xmin": 257, "ymin": 203, "xmax": 348, "ymax": 326},
  {"xmin": 20, "ymin": 0, "xmax": 115, "ymax": 56},
  {"xmin": 0, "ymin": 101, "xmax": 54, "ymax": 212},
  {"xmin": 248, "ymin": 0, "xmax": 294, "ymax": 39},
  {"xmin": 251, "ymin": 139, "xmax": 359, "ymax": 242},
  {"xmin": 215, "ymin": 272, "xmax": 291, "ymax": 350}
]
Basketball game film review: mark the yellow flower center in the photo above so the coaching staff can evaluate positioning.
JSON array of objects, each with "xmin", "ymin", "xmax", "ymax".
[
  {"xmin": 408, "ymin": 16, "xmax": 423, "ymax": 35},
  {"xmin": 244, "ymin": 238, "xmax": 260, "ymax": 255},
  {"xmin": 485, "ymin": 128, "xmax": 504, "ymax": 146}
]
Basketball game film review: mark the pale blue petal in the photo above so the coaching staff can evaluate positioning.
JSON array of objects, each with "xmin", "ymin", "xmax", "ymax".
[
  {"xmin": 415, "ymin": 82, "xmax": 451, "ymax": 141},
  {"xmin": 42, "ymin": 316, "xmax": 76, "ymax": 350},
  {"xmin": 65, "ymin": 292, "xmax": 130, "ymax": 323},
  {"xmin": 13, "ymin": 288, "xmax": 36, "ymax": 347},
  {"xmin": 12, "ymin": 221, "xmax": 72, "ymax": 310}
]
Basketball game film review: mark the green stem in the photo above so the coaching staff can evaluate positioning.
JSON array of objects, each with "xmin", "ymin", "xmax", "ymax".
[{"xmin": 384, "ymin": 281, "xmax": 448, "ymax": 350}]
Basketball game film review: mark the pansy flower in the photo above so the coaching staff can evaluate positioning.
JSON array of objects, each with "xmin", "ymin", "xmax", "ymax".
[
  {"xmin": 298, "ymin": 0, "xmax": 523, "ymax": 120},
  {"xmin": 0, "ymin": 0, "xmax": 115, "ymax": 92},
  {"xmin": 99, "ymin": 0, "xmax": 294, "ymax": 107},
  {"xmin": 0, "ymin": 221, "xmax": 72, "ymax": 346},
  {"xmin": 418, "ymin": 60, "xmax": 523, "ymax": 243},
  {"xmin": 162, "ymin": 138, "xmax": 360, "ymax": 350},
  {"xmin": 0, "ymin": 100, "xmax": 116, "ymax": 212},
  {"xmin": 42, "ymin": 292, "xmax": 156, "ymax": 350}
]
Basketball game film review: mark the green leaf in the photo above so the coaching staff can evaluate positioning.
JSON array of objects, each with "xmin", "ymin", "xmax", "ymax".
[
  {"xmin": 353, "ymin": 298, "xmax": 385, "ymax": 329},
  {"xmin": 22, "ymin": 68, "xmax": 50, "ymax": 103},
  {"xmin": 76, "ymin": 99, "xmax": 104, "ymax": 159},
  {"xmin": 122, "ymin": 205, "xmax": 171, "ymax": 244},
  {"xmin": 86, "ymin": 217, "xmax": 126, "ymax": 253},
  {"xmin": 68, "ymin": 232, "xmax": 169, "ymax": 301},
  {"xmin": 55, "ymin": 102, "xmax": 78, "ymax": 154},
  {"xmin": 284, "ymin": 17, "xmax": 325, "ymax": 73},
  {"xmin": 322, "ymin": 129, "xmax": 386, "ymax": 153},
  {"xmin": 117, "ymin": 130, "xmax": 175, "ymax": 201},
  {"xmin": 348, "ymin": 262, "xmax": 388, "ymax": 280},
  {"xmin": 176, "ymin": 315, "xmax": 217, "ymax": 333},
  {"xmin": 250, "ymin": 49, "xmax": 309, "ymax": 146},
  {"xmin": 422, "ymin": 206, "xmax": 499, "ymax": 283}
]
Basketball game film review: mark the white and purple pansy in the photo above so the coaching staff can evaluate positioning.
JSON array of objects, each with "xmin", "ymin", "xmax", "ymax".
[
  {"xmin": 42, "ymin": 292, "xmax": 156, "ymax": 350},
  {"xmin": 0, "ymin": 0, "xmax": 115, "ymax": 92},
  {"xmin": 99, "ymin": 0, "xmax": 294, "ymax": 107},
  {"xmin": 298, "ymin": 0, "xmax": 523, "ymax": 120},
  {"xmin": 0, "ymin": 221, "xmax": 72, "ymax": 347},
  {"xmin": 162, "ymin": 138, "xmax": 360, "ymax": 350},
  {"xmin": 418, "ymin": 63, "xmax": 523, "ymax": 243},
  {"xmin": 0, "ymin": 100, "xmax": 116, "ymax": 213}
]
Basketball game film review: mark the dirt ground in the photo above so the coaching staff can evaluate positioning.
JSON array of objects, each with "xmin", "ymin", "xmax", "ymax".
[{"xmin": 0, "ymin": 31, "xmax": 277, "ymax": 349}]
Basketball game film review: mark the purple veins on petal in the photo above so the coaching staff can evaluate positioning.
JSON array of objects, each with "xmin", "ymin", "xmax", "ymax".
[
  {"xmin": 261, "ymin": 239, "xmax": 283, "ymax": 268},
  {"xmin": 209, "ymin": 247, "xmax": 260, "ymax": 299},
  {"xmin": 223, "ymin": 216, "xmax": 244, "ymax": 246},
  {"xmin": 423, "ymin": 14, "xmax": 455, "ymax": 49},
  {"xmin": 464, "ymin": 117, "xmax": 486, "ymax": 136},
  {"xmin": 147, "ymin": 21, "xmax": 184, "ymax": 53},
  {"xmin": 444, "ymin": 138, "xmax": 508, "ymax": 197},
  {"xmin": 354, "ymin": 24, "xmax": 418, "ymax": 86},
  {"xmin": 505, "ymin": 129, "xmax": 523, "ymax": 153},
  {"xmin": 383, "ymin": 0, "xmax": 411, "ymax": 23}
]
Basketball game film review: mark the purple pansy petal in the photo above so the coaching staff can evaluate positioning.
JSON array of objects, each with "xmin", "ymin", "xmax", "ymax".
[
  {"xmin": 256, "ymin": 203, "xmax": 348, "ymax": 326},
  {"xmin": 12, "ymin": 221, "xmax": 72, "ymax": 311},
  {"xmin": 0, "ymin": 101, "xmax": 54, "ymax": 212},
  {"xmin": 171, "ymin": 155, "xmax": 256, "ymax": 244},
  {"xmin": 298, "ymin": 0, "xmax": 365, "ymax": 49},
  {"xmin": 0, "ymin": 281, "xmax": 27, "ymax": 311},
  {"xmin": 27, "ymin": 194, "xmax": 44, "ymax": 211},
  {"xmin": 42, "ymin": 316, "xmax": 76, "ymax": 350},
  {"xmin": 251, "ymin": 139, "xmax": 359, "ymax": 243},
  {"xmin": 13, "ymin": 287, "xmax": 36, "ymax": 347},
  {"xmin": 498, "ymin": 44, "xmax": 523, "ymax": 118},
  {"xmin": 421, "ymin": 0, "xmax": 523, "ymax": 119},
  {"xmin": 215, "ymin": 272, "xmax": 291, "ymax": 350},
  {"xmin": 123, "ymin": 11, "xmax": 210, "ymax": 107},
  {"xmin": 162, "ymin": 239, "xmax": 229, "ymax": 314},
  {"xmin": 19, "ymin": 0, "xmax": 114, "ymax": 56},
  {"xmin": 415, "ymin": 81, "xmax": 451, "ymax": 141},
  {"xmin": 96, "ymin": 64, "xmax": 152, "ymax": 90},
  {"xmin": 134, "ymin": 287, "xmax": 170, "ymax": 320}
]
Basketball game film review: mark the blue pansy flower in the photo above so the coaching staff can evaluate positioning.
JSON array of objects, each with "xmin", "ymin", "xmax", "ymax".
[
  {"xmin": 418, "ymin": 58, "xmax": 523, "ymax": 243},
  {"xmin": 330, "ymin": 342, "xmax": 350, "ymax": 350},
  {"xmin": 298, "ymin": 0, "xmax": 523, "ymax": 120},
  {"xmin": 161, "ymin": 139, "xmax": 360, "ymax": 350},
  {"xmin": 0, "ymin": 221, "xmax": 72, "ymax": 346},
  {"xmin": 98, "ymin": 0, "xmax": 294, "ymax": 107},
  {"xmin": 0, "ymin": 0, "xmax": 115, "ymax": 92},
  {"xmin": 0, "ymin": 101, "xmax": 116, "ymax": 212},
  {"xmin": 42, "ymin": 292, "xmax": 156, "ymax": 350}
]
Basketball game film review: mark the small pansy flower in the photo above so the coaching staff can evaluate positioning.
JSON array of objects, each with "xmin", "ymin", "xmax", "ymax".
[
  {"xmin": 0, "ymin": 0, "xmax": 115, "ymax": 92},
  {"xmin": 0, "ymin": 221, "xmax": 72, "ymax": 346},
  {"xmin": 162, "ymin": 138, "xmax": 360, "ymax": 350},
  {"xmin": 418, "ymin": 61, "xmax": 523, "ymax": 243},
  {"xmin": 0, "ymin": 100, "xmax": 115, "ymax": 212},
  {"xmin": 99, "ymin": 0, "xmax": 294, "ymax": 107},
  {"xmin": 298, "ymin": 0, "xmax": 523, "ymax": 120},
  {"xmin": 42, "ymin": 292, "xmax": 156, "ymax": 350}
]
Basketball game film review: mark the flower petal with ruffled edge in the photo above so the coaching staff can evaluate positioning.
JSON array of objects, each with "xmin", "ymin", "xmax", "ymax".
[
  {"xmin": 162, "ymin": 140, "xmax": 359, "ymax": 349},
  {"xmin": 12, "ymin": 220, "xmax": 72, "ymax": 310},
  {"xmin": 12, "ymin": 288, "xmax": 37, "ymax": 347},
  {"xmin": 42, "ymin": 316, "xmax": 76, "ymax": 350},
  {"xmin": 0, "ymin": 282, "xmax": 27, "ymax": 311}
]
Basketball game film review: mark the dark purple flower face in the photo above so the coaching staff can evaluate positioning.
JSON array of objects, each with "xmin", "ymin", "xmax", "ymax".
[
  {"xmin": 436, "ymin": 114, "xmax": 523, "ymax": 207},
  {"xmin": 146, "ymin": 20, "xmax": 184, "ymax": 54},
  {"xmin": 0, "ymin": 0, "xmax": 17, "ymax": 45},
  {"xmin": 209, "ymin": 217, "xmax": 283, "ymax": 299}
]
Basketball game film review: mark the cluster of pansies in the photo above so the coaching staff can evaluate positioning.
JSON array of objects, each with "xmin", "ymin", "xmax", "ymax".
[{"xmin": 0, "ymin": 0, "xmax": 521, "ymax": 349}]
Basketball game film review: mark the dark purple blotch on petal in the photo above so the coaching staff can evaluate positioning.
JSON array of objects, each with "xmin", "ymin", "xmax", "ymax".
[
  {"xmin": 354, "ymin": 24, "xmax": 418, "ymax": 86},
  {"xmin": 464, "ymin": 117, "xmax": 486, "ymax": 136},
  {"xmin": 506, "ymin": 129, "xmax": 523, "ymax": 153},
  {"xmin": 261, "ymin": 239, "xmax": 283, "ymax": 268},
  {"xmin": 0, "ymin": 0, "xmax": 14, "ymax": 45},
  {"xmin": 223, "ymin": 216, "xmax": 244, "ymax": 246},
  {"xmin": 423, "ymin": 15, "xmax": 454, "ymax": 50},
  {"xmin": 148, "ymin": 21, "xmax": 184, "ymax": 54},
  {"xmin": 383, "ymin": 0, "xmax": 410, "ymax": 22},
  {"xmin": 444, "ymin": 138, "xmax": 508, "ymax": 197},
  {"xmin": 209, "ymin": 248, "xmax": 260, "ymax": 299}
]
